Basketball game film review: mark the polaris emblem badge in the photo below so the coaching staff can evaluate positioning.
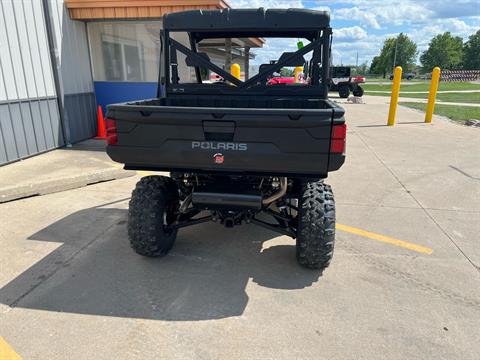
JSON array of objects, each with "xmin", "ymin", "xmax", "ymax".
[
  {"xmin": 214, "ymin": 153, "xmax": 224, "ymax": 164},
  {"xmin": 192, "ymin": 141, "xmax": 247, "ymax": 151}
]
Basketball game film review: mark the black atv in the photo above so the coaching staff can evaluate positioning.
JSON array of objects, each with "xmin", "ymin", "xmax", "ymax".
[
  {"xmin": 329, "ymin": 66, "xmax": 365, "ymax": 98},
  {"xmin": 106, "ymin": 8, "xmax": 346, "ymax": 272}
]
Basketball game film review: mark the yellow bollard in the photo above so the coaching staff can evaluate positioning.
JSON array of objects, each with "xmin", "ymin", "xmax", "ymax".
[
  {"xmin": 294, "ymin": 66, "xmax": 304, "ymax": 83},
  {"xmin": 231, "ymin": 63, "xmax": 241, "ymax": 80},
  {"xmin": 425, "ymin": 67, "xmax": 441, "ymax": 123},
  {"xmin": 387, "ymin": 66, "xmax": 402, "ymax": 126}
]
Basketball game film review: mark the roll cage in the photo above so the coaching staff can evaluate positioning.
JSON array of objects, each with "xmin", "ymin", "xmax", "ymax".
[{"xmin": 158, "ymin": 8, "xmax": 332, "ymax": 97}]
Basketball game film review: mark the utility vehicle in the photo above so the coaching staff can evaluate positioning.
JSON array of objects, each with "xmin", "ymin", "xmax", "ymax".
[
  {"xmin": 329, "ymin": 66, "xmax": 365, "ymax": 98},
  {"xmin": 106, "ymin": 8, "xmax": 346, "ymax": 271}
]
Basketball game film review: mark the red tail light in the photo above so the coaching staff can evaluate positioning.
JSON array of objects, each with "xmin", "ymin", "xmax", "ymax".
[
  {"xmin": 106, "ymin": 118, "xmax": 117, "ymax": 145},
  {"xmin": 331, "ymin": 123, "xmax": 346, "ymax": 153}
]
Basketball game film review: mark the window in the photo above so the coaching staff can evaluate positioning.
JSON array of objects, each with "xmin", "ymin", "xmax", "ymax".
[
  {"xmin": 88, "ymin": 22, "xmax": 161, "ymax": 82},
  {"xmin": 101, "ymin": 35, "xmax": 143, "ymax": 81}
]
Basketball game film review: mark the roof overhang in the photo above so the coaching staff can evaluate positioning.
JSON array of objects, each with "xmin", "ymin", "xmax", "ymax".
[{"xmin": 64, "ymin": 0, "xmax": 230, "ymax": 20}]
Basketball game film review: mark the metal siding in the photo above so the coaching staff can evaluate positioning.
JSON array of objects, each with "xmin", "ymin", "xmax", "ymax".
[
  {"xmin": 39, "ymin": 100, "xmax": 57, "ymax": 149},
  {"xmin": 8, "ymin": 103, "xmax": 29, "ymax": 159},
  {"xmin": 0, "ymin": 128, "xmax": 6, "ymax": 164},
  {"xmin": 0, "ymin": 0, "xmax": 96, "ymax": 165},
  {"xmin": 19, "ymin": 101, "xmax": 39, "ymax": 154},
  {"xmin": 32, "ymin": 0, "xmax": 57, "ymax": 97},
  {"xmin": 47, "ymin": 99, "xmax": 65, "ymax": 146},
  {"xmin": 29, "ymin": 101, "xmax": 48, "ymax": 152},
  {"xmin": 0, "ymin": 0, "xmax": 65, "ymax": 165},
  {"xmin": 0, "ymin": 105, "xmax": 18, "ymax": 161},
  {"xmin": 64, "ymin": 92, "xmax": 96, "ymax": 143},
  {"xmin": 0, "ymin": 2, "xmax": 28, "ymax": 100},
  {"xmin": 49, "ymin": 0, "xmax": 96, "ymax": 142}
]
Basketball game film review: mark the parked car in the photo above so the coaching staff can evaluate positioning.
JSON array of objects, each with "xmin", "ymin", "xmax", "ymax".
[{"xmin": 389, "ymin": 72, "xmax": 415, "ymax": 80}]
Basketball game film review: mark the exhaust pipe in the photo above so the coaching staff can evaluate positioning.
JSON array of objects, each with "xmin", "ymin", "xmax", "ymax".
[
  {"xmin": 192, "ymin": 191, "xmax": 262, "ymax": 210},
  {"xmin": 191, "ymin": 177, "xmax": 288, "ymax": 210},
  {"xmin": 262, "ymin": 177, "xmax": 287, "ymax": 205}
]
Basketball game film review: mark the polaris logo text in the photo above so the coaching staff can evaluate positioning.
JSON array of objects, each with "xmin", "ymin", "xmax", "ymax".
[{"xmin": 192, "ymin": 141, "xmax": 247, "ymax": 151}]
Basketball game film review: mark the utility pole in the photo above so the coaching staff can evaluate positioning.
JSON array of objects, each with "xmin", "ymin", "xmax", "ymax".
[
  {"xmin": 225, "ymin": 38, "xmax": 232, "ymax": 72},
  {"xmin": 393, "ymin": 37, "xmax": 398, "ymax": 71},
  {"xmin": 356, "ymin": 52, "xmax": 358, "ymax": 67}
]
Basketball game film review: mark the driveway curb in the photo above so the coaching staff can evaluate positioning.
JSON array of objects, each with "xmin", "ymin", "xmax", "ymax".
[{"xmin": 0, "ymin": 168, "xmax": 134, "ymax": 203}]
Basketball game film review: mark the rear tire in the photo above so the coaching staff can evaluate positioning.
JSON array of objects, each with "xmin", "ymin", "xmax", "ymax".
[
  {"xmin": 128, "ymin": 176, "xmax": 179, "ymax": 257},
  {"xmin": 352, "ymin": 86, "xmax": 364, "ymax": 97},
  {"xmin": 338, "ymin": 85, "xmax": 350, "ymax": 98},
  {"xmin": 296, "ymin": 180, "xmax": 335, "ymax": 271}
]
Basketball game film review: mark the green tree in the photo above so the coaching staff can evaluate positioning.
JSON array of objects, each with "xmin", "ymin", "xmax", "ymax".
[
  {"xmin": 371, "ymin": 34, "xmax": 417, "ymax": 77},
  {"xmin": 420, "ymin": 32, "xmax": 463, "ymax": 71},
  {"xmin": 355, "ymin": 62, "xmax": 368, "ymax": 75},
  {"xmin": 389, "ymin": 33, "xmax": 417, "ymax": 72},
  {"xmin": 463, "ymin": 30, "xmax": 480, "ymax": 69},
  {"xmin": 279, "ymin": 67, "xmax": 293, "ymax": 77},
  {"xmin": 378, "ymin": 38, "xmax": 396, "ymax": 77},
  {"xmin": 369, "ymin": 56, "xmax": 381, "ymax": 74}
]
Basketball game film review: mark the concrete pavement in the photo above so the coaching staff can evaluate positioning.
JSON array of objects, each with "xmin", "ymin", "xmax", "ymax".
[
  {"xmin": 360, "ymin": 94, "xmax": 480, "ymax": 107},
  {"xmin": 0, "ymin": 139, "xmax": 134, "ymax": 203},
  {"xmin": 366, "ymin": 89, "xmax": 480, "ymax": 93},
  {"xmin": 0, "ymin": 101, "xmax": 479, "ymax": 359}
]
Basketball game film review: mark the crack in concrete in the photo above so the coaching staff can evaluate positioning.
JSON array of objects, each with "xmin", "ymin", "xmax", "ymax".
[{"xmin": 449, "ymin": 165, "xmax": 480, "ymax": 181}]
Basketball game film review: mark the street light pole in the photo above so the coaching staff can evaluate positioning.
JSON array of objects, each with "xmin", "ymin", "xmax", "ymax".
[{"xmin": 393, "ymin": 37, "xmax": 398, "ymax": 71}]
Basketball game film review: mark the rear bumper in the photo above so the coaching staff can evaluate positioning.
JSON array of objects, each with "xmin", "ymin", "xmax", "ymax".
[{"xmin": 107, "ymin": 143, "xmax": 343, "ymax": 177}]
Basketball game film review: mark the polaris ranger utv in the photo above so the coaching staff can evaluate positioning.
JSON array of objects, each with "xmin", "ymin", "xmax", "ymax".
[{"xmin": 106, "ymin": 8, "xmax": 346, "ymax": 271}]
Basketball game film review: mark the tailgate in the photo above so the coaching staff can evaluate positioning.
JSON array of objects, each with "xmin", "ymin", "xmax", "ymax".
[{"xmin": 106, "ymin": 102, "xmax": 344, "ymax": 176}]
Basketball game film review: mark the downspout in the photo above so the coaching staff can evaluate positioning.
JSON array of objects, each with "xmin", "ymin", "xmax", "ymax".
[{"xmin": 41, "ymin": 0, "xmax": 71, "ymax": 146}]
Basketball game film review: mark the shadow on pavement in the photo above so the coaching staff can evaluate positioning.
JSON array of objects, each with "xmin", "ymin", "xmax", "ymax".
[{"xmin": 0, "ymin": 201, "xmax": 322, "ymax": 321}]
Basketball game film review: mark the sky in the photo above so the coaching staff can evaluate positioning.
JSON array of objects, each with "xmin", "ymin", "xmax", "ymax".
[{"xmin": 229, "ymin": 0, "xmax": 480, "ymax": 66}]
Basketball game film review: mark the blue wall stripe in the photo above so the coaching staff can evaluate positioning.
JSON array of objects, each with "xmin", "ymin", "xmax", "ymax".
[{"xmin": 94, "ymin": 81, "xmax": 159, "ymax": 114}]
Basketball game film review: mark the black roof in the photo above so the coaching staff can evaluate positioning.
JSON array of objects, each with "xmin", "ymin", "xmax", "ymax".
[{"xmin": 164, "ymin": 8, "xmax": 330, "ymax": 39}]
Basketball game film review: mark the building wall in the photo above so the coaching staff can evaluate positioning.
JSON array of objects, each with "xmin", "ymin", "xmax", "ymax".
[
  {"xmin": 0, "ymin": 0, "xmax": 96, "ymax": 166},
  {"xmin": 48, "ymin": 0, "xmax": 96, "ymax": 144},
  {"xmin": 0, "ymin": 0, "xmax": 63, "ymax": 165},
  {"xmin": 87, "ymin": 21, "xmax": 193, "ymax": 112}
]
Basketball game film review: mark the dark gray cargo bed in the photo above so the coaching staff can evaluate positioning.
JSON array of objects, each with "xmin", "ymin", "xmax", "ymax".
[{"xmin": 106, "ymin": 96, "xmax": 345, "ymax": 177}]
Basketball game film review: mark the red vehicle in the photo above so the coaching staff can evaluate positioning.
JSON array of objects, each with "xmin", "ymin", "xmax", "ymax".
[{"xmin": 267, "ymin": 77, "xmax": 295, "ymax": 85}]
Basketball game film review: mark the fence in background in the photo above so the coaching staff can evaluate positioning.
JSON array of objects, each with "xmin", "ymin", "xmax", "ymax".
[{"xmin": 440, "ymin": 70, "xmax": 480, "ymax": 82}]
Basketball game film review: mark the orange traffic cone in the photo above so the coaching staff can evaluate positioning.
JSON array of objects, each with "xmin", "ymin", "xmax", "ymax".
[{"xmin": 95, "ymin": 105, "xmax": 107, "ymax": 139}]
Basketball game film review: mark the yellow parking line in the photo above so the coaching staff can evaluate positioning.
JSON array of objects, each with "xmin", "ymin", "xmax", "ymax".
[
  {"xmin": 336, "ymin": 223, "xmax": 433, "ymax": 255},
  {"xmin": 0, "ymin": 336, "xmax": 22, "ymax": 360}
]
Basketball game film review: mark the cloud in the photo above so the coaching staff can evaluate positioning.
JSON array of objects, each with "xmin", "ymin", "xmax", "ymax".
[
  {"xmin": 408, "ymin": 18, "xmax": 479, "ymax": 54},
  {"xmin": 335, "ymin": 26, "xmax": 368, "ymax": 40},
  {"xmin": 334, "ymin": 7, "xmax": 381, "ymax": 29},
  {"xmin": 230, "ymin": 0, "xmax": 304, "ymax": 8},
  {"xmin": 229, "ymin": 0, "xmax": 479, "ymax": 66},
  {"xmin": 312, "ymin": 6, "xmax": 332, "ymax": 13}
]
